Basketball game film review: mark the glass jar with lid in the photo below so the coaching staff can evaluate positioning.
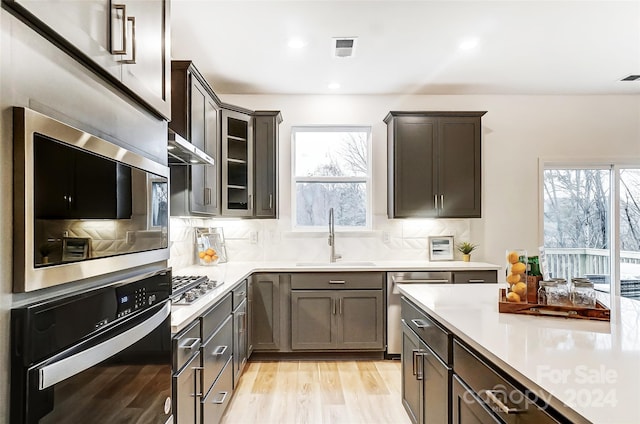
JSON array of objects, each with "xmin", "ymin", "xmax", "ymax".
[
  {"xmin": 537, "ymin": 280, "xmax": 557, "ymax": 305},
  {"xmin": 545, "ymin": 278, "xmax": 570, "ymax": 306},
  {"xmin": 571, "ymin": 280, "xmax": 596, "ymax": 308}
]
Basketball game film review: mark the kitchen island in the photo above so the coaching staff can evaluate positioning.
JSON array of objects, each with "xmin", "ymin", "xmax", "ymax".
[{"xmin": 397, "ymin": 283, "xmax": 640, "ymax": 424}]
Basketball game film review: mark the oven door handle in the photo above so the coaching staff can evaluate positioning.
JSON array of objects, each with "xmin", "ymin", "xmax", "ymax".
[{"xmin": 37, "ymin": 301, "xmax": 171, "ymax": 390}]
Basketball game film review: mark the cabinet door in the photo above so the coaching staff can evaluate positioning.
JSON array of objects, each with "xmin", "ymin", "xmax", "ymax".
[
  {"xmin": 401, "ymin": 322, "xmax": 422, "ymax": 424},
  {"xmin": 232, "ymin": 299, "xmax": 248, "ymax": 387},
  {"xmin": 452, "ymin": 375, "xmax": 502, "ymax": 424},
  {"xmin": 204, "ymin": 96, "xmax": 219, "ymax": 213},
  {"xmin": 291, "ymin": 291, "xmax": 335, "ymax": 350},
  {"xmin": 251, "ymin": 274, "xmax": 281, "ymax": 351},
  {"xmin": 391, "ymin": 116, "xmax": 437, "ymax": 218},
  {"xmin": 120, "ymin": 0, "xmax": 170, "ymax": 118},
  {"xmin": 422, "ymin": 344, "xmax": 451, "ymax": 424},
  {"xmin": 337, "ymin": 290, "xmax": 384, "ymax": 350},
  {"xmin": 253, "ymin": 112, "xmax": 280, "ymax": 218},
  {"xmin": 437, "ymin": 117, "xmax": 482, "ymax": 218},
  {"xmin": 221, "ymin": 109, "xmax": 253, "ymax": 217}
]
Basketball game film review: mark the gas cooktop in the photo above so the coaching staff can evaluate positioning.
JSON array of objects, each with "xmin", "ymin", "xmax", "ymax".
[{"xmin": 171, "ymin": 275, "xmax": 222, "ymax": 306}]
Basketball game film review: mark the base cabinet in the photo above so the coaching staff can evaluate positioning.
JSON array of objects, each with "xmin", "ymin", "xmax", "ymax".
[
  {"xmin": 232, "ymin": 281, "xmax": 248, "ymax": 387},
  {"xmin": 251, "ymin": 274, "xmax": 282, "ymax": 351},
  {"xmin": 452, "ymin": 375, "xmax": 501, "ymax": 424}
]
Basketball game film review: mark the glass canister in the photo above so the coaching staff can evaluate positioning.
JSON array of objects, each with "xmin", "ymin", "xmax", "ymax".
[
  {"xmin": 571, "ymin": 280, "xmax": 596, "ymax": 308},
  {"xmin": 505, "ymin": 249, "xmax": 528, "ymax": 302},
  {"xmin": 537, "ymin": 280, "xmax": 557, "ymax": 305},
  {"xmin": 545, "ymin": 278, "xmax": 570, "ymax": 306}
]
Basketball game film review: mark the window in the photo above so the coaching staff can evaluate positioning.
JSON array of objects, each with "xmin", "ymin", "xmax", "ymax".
[
  {"xmin": 292, "ymin": 126, "xmax": 371, "ymax": 230},
  {"xmin": 542, "ymin": 162, "xmax": 640, "ymax": 300}
]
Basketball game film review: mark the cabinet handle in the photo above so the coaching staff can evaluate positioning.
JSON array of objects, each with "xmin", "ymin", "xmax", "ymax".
[
  {"xmin": 440, "ymin": 194, "xmax": 444, "ymax": 209},
  {"xmin": 434, "ymin": 195, "xmax": 438, "ymax": 209},
  {"xmin": 179, "ymin": 338, "xmax": 200, "ymax": 351},
  {"xmin": 249, "ymin": 194, "xmax": 253, "ymax": 210},
  {"xmin": 338, "ymin": 297, "xmax": 343, "ymax": 315},
  {"xmin": 412, "ymin": 349, "xmax": 419, "ymax": 376},
  {"xmin": 211, "ymin": 391, "xmax": 228, "ymax": 405},
  {"xmin": 411, "ymin": 319, "xmax": 430, "ymax": 329},
  {"xmin": 111, "ymin": 4, "xmax": 127, "ymax": 55},
  {"xmin": 212, "ymin": 345, "xmax": 228, "ymax": 356},
  {"xmin": 468, "ymin": 279, "xmax": 485, "ymax": 283},
  {"xmin": 332, "ymin": 298, "xmax": 336, "ymax": 315},
  {"xmin": 329, "ymin": 280, "xmax": 346, "ymax": 284},
  {"xmin": 485, "ymin": 390, "xmax": 526, "ymax": 414},
  {"xmin": 269, "ymin": 194, "xmax": 273, "ymax": 209},
  {"xmin": 416, "ymin": 352, "xmax": 424, "ymax": 381},
  {"xmin": 120, "ymin": 16, "xmax": 137, "ymax": 64}
]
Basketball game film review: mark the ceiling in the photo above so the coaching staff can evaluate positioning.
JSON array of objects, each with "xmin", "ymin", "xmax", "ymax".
[{"xmin": 171, "ymin": 0, "xmax": 640, "ymax": 95}]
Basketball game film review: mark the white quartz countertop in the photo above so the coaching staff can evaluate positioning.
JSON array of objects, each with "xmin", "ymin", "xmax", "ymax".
[
  {"xmin": 170, "ymin": 260, "xmax": 500, "ymax": 333},
  {"xmin": 397, "ymin": 283, "xmax": 640, "ymax": 424}
]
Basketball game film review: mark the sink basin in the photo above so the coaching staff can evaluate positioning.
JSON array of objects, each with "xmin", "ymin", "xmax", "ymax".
[{"xmin": 295, "ymin": 261, "xmax": 376, "ymax": 267}]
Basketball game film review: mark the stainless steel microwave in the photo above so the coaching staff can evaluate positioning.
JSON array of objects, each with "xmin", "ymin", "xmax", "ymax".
[{"xmin": 13, "ymin": 107, "xmax": 170, "ymax": 293}]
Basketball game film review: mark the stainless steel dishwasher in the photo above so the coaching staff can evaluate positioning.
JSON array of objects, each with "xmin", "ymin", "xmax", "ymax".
[{"xmin": 386, "ymin": 271, "xmax": 452, "ymax": 356}]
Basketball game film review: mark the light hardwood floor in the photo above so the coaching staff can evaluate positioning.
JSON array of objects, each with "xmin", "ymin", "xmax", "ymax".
[{"xmin": 220, "ymin": 360, "xmax": 411, "ymax": 424}]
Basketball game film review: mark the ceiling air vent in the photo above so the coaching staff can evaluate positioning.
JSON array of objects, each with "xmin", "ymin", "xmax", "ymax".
[
  {"xmin": 332, "ymin": 37, "xmax": 357, "ymax": 58},
  {"xmin": 621, "ymin": 75, "xmax": 640, "ymax": 81}
]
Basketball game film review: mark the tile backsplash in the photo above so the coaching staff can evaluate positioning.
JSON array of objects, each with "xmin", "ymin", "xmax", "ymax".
[{"xmin": 169, "ymin": 216, "xmax": 471, "ymax": 269}]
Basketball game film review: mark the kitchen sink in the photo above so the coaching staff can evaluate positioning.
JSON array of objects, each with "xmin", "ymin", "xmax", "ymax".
[{"xmin": 295, "ymin": 261, "xmax": 376, "ymax": 267}]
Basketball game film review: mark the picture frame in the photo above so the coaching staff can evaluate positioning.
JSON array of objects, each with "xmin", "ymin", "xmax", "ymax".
[{"xmin": 428, "ymin": 236, "xmax": 454, "ymax": 261}]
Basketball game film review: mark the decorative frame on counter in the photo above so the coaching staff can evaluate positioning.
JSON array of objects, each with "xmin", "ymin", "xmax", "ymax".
[{"xmin": 428, "ymin": 236, "xmax": 454, "ymax": 261}]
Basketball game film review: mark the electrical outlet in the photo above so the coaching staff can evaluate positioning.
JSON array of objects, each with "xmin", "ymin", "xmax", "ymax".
[
  {"xmin": 126, "ymin": 231, "xmax": 136, "ymax": 244},
  {"xmin": 250, "ymin": 231, "xmax": 258, "ymax": 244},
  {"xmin": 382, "ymin": 231, "xmax": 390, "ymax": 244}
]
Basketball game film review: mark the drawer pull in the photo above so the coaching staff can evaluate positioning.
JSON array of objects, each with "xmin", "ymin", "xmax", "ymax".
[
  {"xmin": 393, "ymin": 277, "xmax": 449, "ymax": 283},
  {"xmin": 329, "ymin": 280, "xmax": 346, "ymax": 284},
  {"xmin": 411, "ymin": 319, "xmax": 430, "ymax": 329},
  {"xmin": 468, "ymin": 279, "xmax": 485, "ymax": 283},
  {"xmin": 180, "ymin": 338, "xmax": 200, "ymax": 351},
  {"xmin": 212, "ymin": 345, "xmax": 228, "ymax": 356},
  {"xmin": 236, "ymin": 291, "xmax": 246, "ymax": 297},
  {"xmin": 485, "ymin": 390, "xmax": 525, "ymax": 414},
  {"xmin": 211, "ymin": 391, "xmax": 228, "ymax": 405}
]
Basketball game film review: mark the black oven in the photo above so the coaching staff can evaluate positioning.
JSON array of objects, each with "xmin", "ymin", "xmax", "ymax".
[{"xmin": 10, "ymin": 269, "xmax": 173, "ymax": 424}]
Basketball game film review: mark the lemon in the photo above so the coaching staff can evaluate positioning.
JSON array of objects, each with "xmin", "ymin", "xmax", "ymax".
[
  {"xmin": 511, "ymin": 262, "xmax": 526, "ymax": 275},
  {"xmin": 198, "ymin": 251, "xmax": 206, "ymax": 259},
  {"xmin": 507, "ymin": 251, "xmax": 519, "ymax": 264},
  {"xmin": 506, "ymin": 291, "xmax": 521, "ymax": 302},
  {"xmin": 206, "ymin": 248, "xmax": 215, "ymax": 256},
  {"xmin": 203, "ymin": 254, "xmax": 212, "ymax": 263},
  {"xmin": 506, "ymin": 273, "xmax": 520, "ymax": 284},
  {"xmin": 513, "ymin": 282, "xmax": 527, "ymax": 297}
]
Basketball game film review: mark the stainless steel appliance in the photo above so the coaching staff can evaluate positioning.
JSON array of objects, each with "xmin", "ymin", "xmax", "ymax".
[
  {"xmin": 171, "ymin": 275, "xmax": 222, "ymax": 305},
  {"xmin": 13, "ymin": 107, "xmax": 170, "ymax": 292},
  {"xmin": 387, "ymin": 271, "xmax": 453, "ymax": 356},
  {"xmin": 10, "ymin": 269, "xmax": 173, "ymax": 423}
]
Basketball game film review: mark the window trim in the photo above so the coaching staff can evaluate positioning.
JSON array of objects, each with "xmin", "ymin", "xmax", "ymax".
[
  {"xmin": 539, "ymin": 157, "xmax": 640, "ymax": 297},
  {"xmin": 291, "ymin": 125, "xmax": 373, "ymax": 232}
]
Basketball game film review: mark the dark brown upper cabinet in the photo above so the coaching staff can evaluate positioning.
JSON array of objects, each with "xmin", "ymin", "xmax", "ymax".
[
  {"xmin": 253, "ymin": 111, "xmax": 282, "ymax": 218},
  {"xmin": 3, "ymin": 0, "xmax": 171, "ymax": 119},
  {"xmin": 385, "ymin": 111, "xmax": 486, "ymax": 218},
  {"xmin": 169, "ymin": 61, "xmax": 220, "ymax": 216}
]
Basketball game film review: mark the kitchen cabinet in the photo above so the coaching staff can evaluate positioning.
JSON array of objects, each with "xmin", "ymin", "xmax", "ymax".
[
  {"xmin": 385, "ymin": 111, "xmax": 486, "ymax": 218},
  {"xmin": 251, "ymin": 273, "xmax": 282, "ymax": 351},
  {"xmin": 290, "ymin": 273, "xmax": 385, "ymax": 351},
  {"xmin": 401, "ymin": 298, "xmax": 452, "ymax": 424},
  {"xmin": 452, "ymin": 270, "xmax": 497, "ymax": 284},
  {"xmin": 3, "ymin": 0, "xmax": 171, "ymax": 119},
  {"xmin": 221, "ymin": 107, "xmax": 254, "ymax": 216},
  {"xmin": 452, "ymin": 339, "xmax": 562, "ymax": 424},
  {"xmin": 170, "ymin": 61, "xmax": 220, "ymax": 216},
  {"xmin": 253, "ymin": 111, "xmax": 282, "ymax": 218},
  {"xmin": 172, "ymin": 319, "xmax": 202, "ymax": 424},
  {"xmin": 232, "ymin": 280, "xmax": 248, "ymax": 387}
]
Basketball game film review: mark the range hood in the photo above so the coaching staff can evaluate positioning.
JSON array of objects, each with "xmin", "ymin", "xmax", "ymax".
[{"xmin": 168, "ymin": 129, "xmax": 215, "ymax": 165}]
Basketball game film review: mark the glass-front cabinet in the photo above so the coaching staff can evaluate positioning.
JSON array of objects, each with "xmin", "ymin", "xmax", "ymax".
[{"xmin": 221, "ymin": 108, "xmax": 253, "ymax": 216}]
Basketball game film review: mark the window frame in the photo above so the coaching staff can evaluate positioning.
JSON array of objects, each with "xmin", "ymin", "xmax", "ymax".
[
  {"xmin": 291, "ymin": 125, "xmax": 373, "ymax": 232},
  {"xmin": 539, "ymin": 157, "xmax": 640, "ymax": 297}
]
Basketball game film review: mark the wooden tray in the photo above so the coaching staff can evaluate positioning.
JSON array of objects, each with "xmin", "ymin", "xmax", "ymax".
[{"xmin": 498, "ymin": 288, "xmax": 610, "ymax": 321}]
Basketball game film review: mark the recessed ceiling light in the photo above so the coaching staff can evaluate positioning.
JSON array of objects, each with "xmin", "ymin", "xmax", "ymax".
[
  {"xmin": 459, "ymin": 38, "xmax": 479, "ymax": 50},
  {"xmin": 288, "ymin": 37, "xmax": 305, "ymax": 49},
  {"xmin": 328, "ymin": 82, "xmax": 340, "ymax": 90}
]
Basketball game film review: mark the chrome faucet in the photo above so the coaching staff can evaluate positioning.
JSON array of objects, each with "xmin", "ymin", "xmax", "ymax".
[{"xmin": 328, "ymin": 207, "xmax": 342, "ymax": 263}]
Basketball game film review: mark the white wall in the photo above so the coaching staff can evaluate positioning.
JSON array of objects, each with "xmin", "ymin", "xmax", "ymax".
[{"xmin": 203, "ymin": 94, "xmax": 640, "ymax": 271}]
